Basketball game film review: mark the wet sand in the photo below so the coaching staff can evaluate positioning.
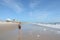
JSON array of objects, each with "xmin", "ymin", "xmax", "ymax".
[{"xmin": 0, "ymin": 23, "xmax": 60, "ymax": 40}]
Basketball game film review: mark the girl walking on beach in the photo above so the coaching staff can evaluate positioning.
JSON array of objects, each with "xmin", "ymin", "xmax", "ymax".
[{"xmin": 18, "ymin": 22, "xmax": 22, "ymax": 40}]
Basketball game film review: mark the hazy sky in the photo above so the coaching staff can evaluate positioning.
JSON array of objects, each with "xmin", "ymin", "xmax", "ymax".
[{"xmin": 0, "ymin": 0, "xmax": 60, "ymax": 22}]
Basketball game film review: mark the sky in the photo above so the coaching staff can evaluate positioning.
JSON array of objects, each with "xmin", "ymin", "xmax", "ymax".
[{"xmin": 0, "ymin": 0, "xmax": 60, "ymax": 22}]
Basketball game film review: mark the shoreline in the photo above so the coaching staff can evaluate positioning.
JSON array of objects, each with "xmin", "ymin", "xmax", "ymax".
[{"xmin": 0, "ymin": 22, "xmax": 21, "ymax": 24}]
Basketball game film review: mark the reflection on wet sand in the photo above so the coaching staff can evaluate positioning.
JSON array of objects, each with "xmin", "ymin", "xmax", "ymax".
[
  {"xmin": 21, "ymin": 24, "xmax": 60, "ymax": 40},
  {"xmin": 0, "ymin": 24, "xmax": 60, "ymax": 40},
  {"xmin": 18, "ymin": 29, "xmax": 22, "ymax": 40}
]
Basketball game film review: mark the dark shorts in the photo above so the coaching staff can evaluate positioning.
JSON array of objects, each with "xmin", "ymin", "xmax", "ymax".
[{"xmin": 18, "ymin": 25, "xmax": 21, "ymax": 29}]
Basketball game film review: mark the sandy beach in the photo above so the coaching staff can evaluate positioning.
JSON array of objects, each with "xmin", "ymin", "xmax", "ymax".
[
  {"xmin": 0, "ymin": 23, "xmax": 60, "ymax": 40},
  {"xmin": 0, "ymin": 22, "xmax": 19, "ymax": 40}
]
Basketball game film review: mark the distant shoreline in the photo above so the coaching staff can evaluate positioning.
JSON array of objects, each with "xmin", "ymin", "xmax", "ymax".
[{"xmin": 0, "ymin": 22, "xmax": 20, "ymax": 24}]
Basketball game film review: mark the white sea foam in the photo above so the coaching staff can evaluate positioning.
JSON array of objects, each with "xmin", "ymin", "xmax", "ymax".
[{"xmin": 32, "ymin": 23, "xmax": 60, "ymax": 29}]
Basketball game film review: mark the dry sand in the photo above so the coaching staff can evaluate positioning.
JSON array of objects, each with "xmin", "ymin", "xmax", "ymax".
[{"xmin": 0, "ymin": 23, "xmax": 19, "ymax": 40}]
